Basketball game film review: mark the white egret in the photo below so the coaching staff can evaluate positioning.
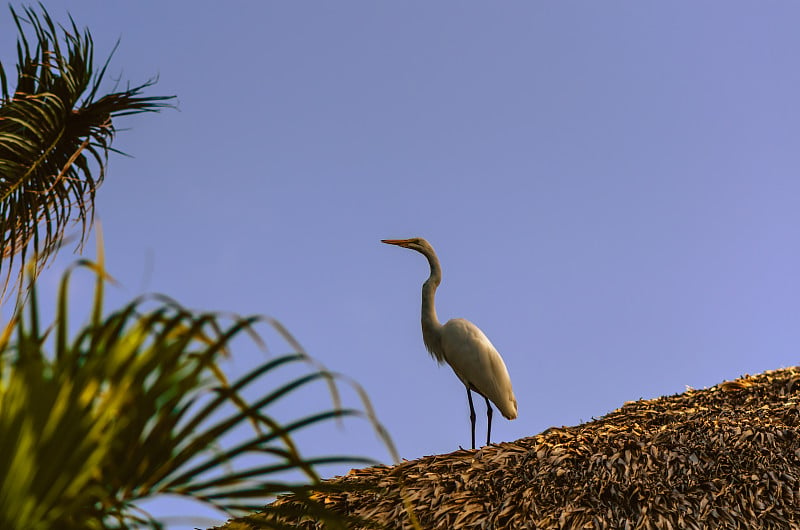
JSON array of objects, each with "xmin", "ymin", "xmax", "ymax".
[{"xmin": 382, "ymin": 237, "xmax": 517, "ymax": 449}]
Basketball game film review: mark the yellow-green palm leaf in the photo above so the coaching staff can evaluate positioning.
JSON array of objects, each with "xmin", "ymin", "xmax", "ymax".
[{"xmin": 0, "ymin": 260, "xmax": 386, "ymax": 528}]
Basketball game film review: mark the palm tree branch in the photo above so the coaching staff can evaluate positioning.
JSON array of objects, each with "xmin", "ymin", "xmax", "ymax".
[{"xmin": 0, "ymin": 5, "xmax": 173, "ymax": 296}]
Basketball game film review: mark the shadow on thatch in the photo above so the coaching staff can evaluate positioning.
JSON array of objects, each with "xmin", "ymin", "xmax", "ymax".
[{"xmin": 216, "ymin": 367, "xmax": 800, "ymax": 529}]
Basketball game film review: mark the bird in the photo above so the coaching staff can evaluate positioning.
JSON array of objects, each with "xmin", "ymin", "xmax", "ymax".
[{"xmin": 382, "ymin": 237, "xmax": 517, "ymax": 449}]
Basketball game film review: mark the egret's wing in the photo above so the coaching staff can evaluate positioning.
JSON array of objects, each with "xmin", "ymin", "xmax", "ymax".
[{"xmin": 441, "ymin": 319, "xmax": 517, "ymax": 420}]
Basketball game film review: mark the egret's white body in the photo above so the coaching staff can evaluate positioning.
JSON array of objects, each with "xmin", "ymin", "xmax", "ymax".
[{"xmin": 382, "ymin": 237, "xmax": 517, "ymax": 448}]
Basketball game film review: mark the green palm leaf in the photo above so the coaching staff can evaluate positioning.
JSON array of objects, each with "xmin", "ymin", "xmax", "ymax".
[
  {"xmin": 0, "ymin": 257, "xmax": 393, "ymax": 529},
  {"xmin": 0, "ymin": 5, "xmax": 173, "ymax": 295}
]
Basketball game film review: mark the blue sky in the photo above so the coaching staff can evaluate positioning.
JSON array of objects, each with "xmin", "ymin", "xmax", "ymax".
[{"xmin": 4, "ymin": 2, "xmax": 800, "ymax": 527}]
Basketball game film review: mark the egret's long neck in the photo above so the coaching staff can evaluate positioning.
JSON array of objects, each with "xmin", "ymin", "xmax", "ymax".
[{"xmin": 420, "ymin": 249, "xmax": 445, "ymax": 362}]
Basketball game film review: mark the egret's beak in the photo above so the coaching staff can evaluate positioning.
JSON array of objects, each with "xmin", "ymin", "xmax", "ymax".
[{"xmin": 381, "ymin": 239, "xmax": 414, "ymax": 247}]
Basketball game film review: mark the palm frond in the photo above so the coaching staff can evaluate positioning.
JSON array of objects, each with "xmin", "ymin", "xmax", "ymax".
[
  {"xmin": 0, "ymin": 259, "xmax": 394, "ymax": 529},
  {"xmin": 0, "ymin": 5, "xmax": 173, "ymax": 296}
]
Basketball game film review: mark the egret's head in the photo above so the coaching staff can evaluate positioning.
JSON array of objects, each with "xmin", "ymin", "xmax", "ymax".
[{"xmin": 381, "ymin": 237, "xmax": 434, "ymax": 255}]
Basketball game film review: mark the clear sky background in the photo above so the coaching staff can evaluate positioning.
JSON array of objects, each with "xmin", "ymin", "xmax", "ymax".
[{"xmin": 4, "ymin": 2, "xmax": 800, "ymax": 527}]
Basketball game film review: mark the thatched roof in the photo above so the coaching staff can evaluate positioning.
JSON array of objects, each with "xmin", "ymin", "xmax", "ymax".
[{"xmin": 221, "ymin": 367, "xmax": 800, "ymax": 529}]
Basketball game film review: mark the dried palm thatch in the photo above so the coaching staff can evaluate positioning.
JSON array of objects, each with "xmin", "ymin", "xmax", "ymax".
[{"xmin": 220, "ymin": 367, "xmax": 800, "ymax": 529}]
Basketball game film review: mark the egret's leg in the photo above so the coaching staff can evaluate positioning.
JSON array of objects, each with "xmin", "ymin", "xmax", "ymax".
[
  {"xmin": 485, "ymin": 396, "xmax": 493, "ymax": 446},
  {"xmin": 466, "ymin": 387, "xmax": 477, "ymax": 449}
]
